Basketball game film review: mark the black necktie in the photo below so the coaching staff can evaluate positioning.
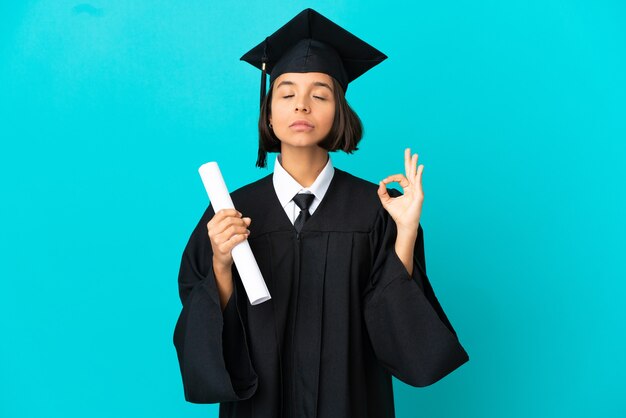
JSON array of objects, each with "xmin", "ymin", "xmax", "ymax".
[{"xmin": 293, "ymin": 193, "xmax": 315, "ymax": 235}]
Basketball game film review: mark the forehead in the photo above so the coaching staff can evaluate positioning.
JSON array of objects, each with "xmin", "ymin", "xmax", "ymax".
[{"xmin": 273, "ymin": 72, "xmax": 334, "ymax": 87}]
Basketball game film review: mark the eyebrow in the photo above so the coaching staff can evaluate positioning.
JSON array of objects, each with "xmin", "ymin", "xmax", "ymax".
[{"xmin": 276, "ymin": 80, "xmax": 333, "ymax": 92}]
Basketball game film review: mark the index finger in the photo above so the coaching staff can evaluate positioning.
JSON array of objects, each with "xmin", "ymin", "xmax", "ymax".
[
  {"xmin": 208, "ymin": 208, "xmax": 242, "ymax": 227},
  {"xmin": 383, "ymin": 174, "xmax": 410, "ymax": 188}
]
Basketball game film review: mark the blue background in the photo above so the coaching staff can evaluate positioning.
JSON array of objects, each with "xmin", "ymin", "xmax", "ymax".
[{"xmin": 1, "ymin": 1, "xmax": 625, "ymax": 417}]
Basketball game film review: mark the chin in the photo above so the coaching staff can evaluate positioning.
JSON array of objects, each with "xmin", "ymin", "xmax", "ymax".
[{"xmin": 277, "ymin": 135, "xmax": 326, "ymax": 149}]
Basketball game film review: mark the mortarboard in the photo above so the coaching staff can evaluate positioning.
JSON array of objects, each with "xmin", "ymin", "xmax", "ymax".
[{"xmin": 240, "ymin": 8, "xmax": 388, "ymax": 106}]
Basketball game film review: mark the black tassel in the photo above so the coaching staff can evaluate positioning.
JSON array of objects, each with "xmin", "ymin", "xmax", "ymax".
[
  {"xmin": 260, "ymin": 40, "xmax": 268, "ymax": 108},
  {"xmin": 256, "ymin": 41, "xmax": 269, "ymax": 168},
  {"xmin": 260, "ymin": 61, "xmax": 267, "ymax": 108}
]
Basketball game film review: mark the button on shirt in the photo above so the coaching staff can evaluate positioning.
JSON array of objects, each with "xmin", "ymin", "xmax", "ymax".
[{"xmin": 272, "ymin": 154, "xmax": 335, "ymax": 225}]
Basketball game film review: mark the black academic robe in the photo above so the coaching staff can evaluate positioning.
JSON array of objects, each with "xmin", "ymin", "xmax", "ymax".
[{"xmin": 173, "ymin": 168, "xmax": 469, "ymax": 418}]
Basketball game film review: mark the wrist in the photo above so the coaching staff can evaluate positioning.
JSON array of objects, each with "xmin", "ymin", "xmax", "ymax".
[
  {"xmin": 396, "ymin": 224, "xmax": 418, "ymax": 240},
  {"xmin": 213, "ymin": 257, "xmax": 232, "ymax": 276}
]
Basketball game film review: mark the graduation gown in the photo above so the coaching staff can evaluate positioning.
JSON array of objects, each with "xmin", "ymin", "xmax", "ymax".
[{"xmin": 173, "ymin": 168, "xmax": 469, "ymax": 418}]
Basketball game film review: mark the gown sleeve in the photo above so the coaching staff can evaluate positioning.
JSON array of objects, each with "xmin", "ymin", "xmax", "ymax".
[
  {"xmin": 363, "ymin": 202, "xmax": 469, "ymax": 387},
  {"xmin": 173, "ymin": 205, "xmax": 258, "ymax": 403}
]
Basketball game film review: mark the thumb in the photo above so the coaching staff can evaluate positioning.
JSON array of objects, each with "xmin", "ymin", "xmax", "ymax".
[{"xmin": 377, "ymin": 181, "xmax": 392, "ymax": 207}]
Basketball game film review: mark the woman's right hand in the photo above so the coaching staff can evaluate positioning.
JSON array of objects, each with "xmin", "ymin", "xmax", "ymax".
[{"xmin": 207, "ymin": 209, "xmax": 251, "ymax": 272}]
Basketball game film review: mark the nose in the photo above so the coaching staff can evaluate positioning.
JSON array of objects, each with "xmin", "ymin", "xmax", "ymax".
[{"xmin": 295, "ymin": 98, "xmax": 310, "ymax": 113}]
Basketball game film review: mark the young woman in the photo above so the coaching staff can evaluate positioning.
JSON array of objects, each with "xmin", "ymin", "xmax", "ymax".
[{"xmin": 174, "ymin": 9, "xmax": 468, "ymax": 418}]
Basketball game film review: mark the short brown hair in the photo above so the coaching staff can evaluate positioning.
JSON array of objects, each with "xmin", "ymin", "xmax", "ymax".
[{"xmin": 256, "ymin": 77, "xmax": 363, "ymax": 168}]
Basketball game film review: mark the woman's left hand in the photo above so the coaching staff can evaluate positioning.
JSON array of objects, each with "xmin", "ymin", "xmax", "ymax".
[{"xmin": 377, "ymin": 148, "xmax": 424, "ymax": 233}]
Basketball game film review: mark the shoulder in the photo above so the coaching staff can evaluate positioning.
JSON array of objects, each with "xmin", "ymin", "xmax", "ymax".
[
  {"xmin": 329, "ymin": 168, "xmax": 402, "ymax": 232},
  {"xmin": 196, "ymin": 173, "xmax": 272, "ymax": 221},
  {"xmin": 334, "ymin": 168, "xmax": 379, "ymax": 197},
  {"xmin": 333, "ymin": 167, "xmax": 402, "ymax": 207},
  {"xmin": 230, "ymin": 173, "xmax": 273, "ymax": 206}
]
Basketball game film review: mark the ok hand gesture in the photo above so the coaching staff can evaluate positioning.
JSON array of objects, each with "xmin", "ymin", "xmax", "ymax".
[{"xmin": 377, "ymin": 148, "xmax": 424, "ymax": 234}]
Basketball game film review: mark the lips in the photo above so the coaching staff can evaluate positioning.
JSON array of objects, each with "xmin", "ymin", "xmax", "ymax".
[{"xmin": 289, "ymin": 120, "xmax": 314, "ymax": 128}]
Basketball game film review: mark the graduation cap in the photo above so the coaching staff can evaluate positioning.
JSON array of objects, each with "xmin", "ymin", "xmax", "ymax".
[{"xmin": 240, "ymin": 8, "xmax": 388, "ymax": 105}]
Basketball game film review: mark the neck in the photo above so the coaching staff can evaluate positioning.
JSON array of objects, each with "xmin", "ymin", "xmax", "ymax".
[{"xmin": 280, "ymin": 145, "xmax": 329, "ymax": 188}]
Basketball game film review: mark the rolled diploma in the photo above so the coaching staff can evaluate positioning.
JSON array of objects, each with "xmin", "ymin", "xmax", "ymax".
[{"xmin": 198, "ymin": 162, "xmax": 271, "ymax": 305}]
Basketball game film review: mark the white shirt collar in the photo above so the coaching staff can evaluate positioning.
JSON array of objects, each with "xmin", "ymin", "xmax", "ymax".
[{"xmin": 272, "ymin": 154, "xmax": 335, "ymax": 209}]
